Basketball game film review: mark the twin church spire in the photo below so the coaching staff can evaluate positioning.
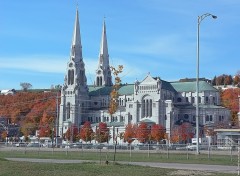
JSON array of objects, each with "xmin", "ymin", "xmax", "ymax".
[
  {"xmin": 95, "ymin": 19, "xmax": 112, "ymax": 86},
  {"xmin": 65, "ymin": 8, "xmax": 112, "ymax": 90}
]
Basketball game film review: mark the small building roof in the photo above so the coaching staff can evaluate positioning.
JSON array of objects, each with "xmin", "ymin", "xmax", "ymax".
[{"xmin": 170, "ymin": 81, "xmax": 218, "ymax": 92}]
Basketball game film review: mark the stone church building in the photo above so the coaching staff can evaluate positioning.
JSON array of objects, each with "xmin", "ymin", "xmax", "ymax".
[{"xmin": 58, "ymin": 9, "xmax": 230, "ymax": 144}]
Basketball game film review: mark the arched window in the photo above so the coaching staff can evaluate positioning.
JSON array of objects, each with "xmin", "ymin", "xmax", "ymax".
[
  {"xmin": 146, "ymin": 99, "xmax": 149, "ymax": 117},
  {"xmin": 149, "ymin": 99, "xmax": 152, "ymax": 117},
  {"xmin": 142, "ymin": 100, "xmax": 145, "ymax": 118},
  {"xmin": 66, "ymin": 102, "xmax": 71, "ymax": 119},
  {"xmin": 205, "ymin": 96, "xmax": 209, "ymax": 103},
  {"xmin": 100, "ymin": 77, "xmax": 102, "ymax": 86},
  {"xmin": 205, "ymin": 115, "xmax": 209, "ymax": 122},
  {"xmin": 97, "ymin": 77, "xmax": 99, "ymax": 86}
]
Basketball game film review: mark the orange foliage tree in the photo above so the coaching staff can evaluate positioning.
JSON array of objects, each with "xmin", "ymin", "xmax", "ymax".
[
  {"xmin": 64, "ymin": 125, "xmax": 79, "ymax": 142},
  {"xmin": 171, "ymin": 123, "xmax": 194, "ymax": 144},
  {"xmin": 1, "ymin": 131, "xmax": 8, "ymax": 141},
  {"xmin": 95, "ymin": 122, "xmax": 110, "ymax": 143},
  {"xmin": 136, "ymin": 122, "xmax": 150, "ymax": 143},
  {"xmin": 221, "ymin": 88, "xmax": 240, "ymax": 125},
  {"xmin": 79, "ymin": 121, "xmax": 93, "ymax": 143},
  {"xmin": 151, "ymin": 124, "xmax": 165, "ymax": 143},
  {"xmin": 108, "ymin": 65, "xmax": 123, "ymax": 115},
  {"xmin": 123, "ymin": 123, "xmax": 137, "ymax": 143}
]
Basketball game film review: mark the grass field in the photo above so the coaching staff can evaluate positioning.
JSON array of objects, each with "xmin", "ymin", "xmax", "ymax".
[
  {"xmin": 0, "ymin": 158, "xmax": 236, "ymax": 176},
  {"xmin": 0, "ymin": 148, "xmax": 238, "ymax": 166}
]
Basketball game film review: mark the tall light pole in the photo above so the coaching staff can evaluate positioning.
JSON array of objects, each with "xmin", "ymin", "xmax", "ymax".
[{"xmin": 196, "ymin": 13, "xmax": 217, "ymax": 154}]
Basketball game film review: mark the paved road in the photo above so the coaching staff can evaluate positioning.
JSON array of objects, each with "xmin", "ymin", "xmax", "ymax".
[{"xmin": 5, "ymin": 158, "xmax": 237, "ymax": 174}]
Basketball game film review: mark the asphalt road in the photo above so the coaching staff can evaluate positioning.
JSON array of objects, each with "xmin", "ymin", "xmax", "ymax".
[{"xmin": 5, "ymin": 158, "xmax": 238, "ymax": 174}]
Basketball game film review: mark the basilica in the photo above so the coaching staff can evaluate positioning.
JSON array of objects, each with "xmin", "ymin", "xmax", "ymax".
[{"xmin": 58, "ymin": 9, "xmax": 230, "ymax": 144}]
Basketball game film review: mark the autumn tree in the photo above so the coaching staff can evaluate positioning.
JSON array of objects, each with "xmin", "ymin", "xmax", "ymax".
[
  {"xmin": 123, "ymin": 123, "xmax": 137, "ymax": 143},
  {"xmin": 1, "ymin": 131, "xmax": 8, "ymax": 141},
  {"xmin": 79, "ymin": 121, "xmax": 93, "ymax": 143},
  {"xmin": 108, "ymin": 65, "xmax": 123, "ymax": 115},
  {"xmin": 38, "ymin": 111, "xmax": 54, "ymax": 137},
  {"xmin": 170, "ymin": 123, "xmax": 194, "ymax": 144},
  {"xmin": 151, "ymin": 124, "xmax": 165, "ymax": 144},
  {"xmin": 234, "ymin": 74, "xmax": 240, "ymax": 86},
  {"xmin": 95, "ymin": 122, "xmax": 110, "ymax": 143},
  {"xmin": 136, "ymin": 122, "xmax": 150, "ymax": 143},
  {"xmin": 221, "ymin": 88, "xmax": 240, "ymax": 125},
  {"xmin": 64, "ymin": 125, "xmax": 79, "ymax": 142}
]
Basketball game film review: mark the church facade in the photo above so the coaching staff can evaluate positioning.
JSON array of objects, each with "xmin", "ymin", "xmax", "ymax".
[{"xmin": 58, "ymin": 9, "xmax": 230, "ymax": 143}]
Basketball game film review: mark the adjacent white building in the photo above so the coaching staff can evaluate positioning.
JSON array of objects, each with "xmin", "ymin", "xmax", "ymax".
[{"xmin": 58, "ymin": 9, "xmax": 230, "ymax": 144}]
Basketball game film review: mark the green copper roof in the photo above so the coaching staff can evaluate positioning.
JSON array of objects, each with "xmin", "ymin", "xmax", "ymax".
[
  {"xmin": 88, "ymin": 84, "xmax": 134, "ymax": 96},
  {"xmin": 161, "ymin": 80, "xmax": 177, "ymax": 93},
  {"xmin": 170, "ymin": 81, "xmax": 218, "ymax": 92},
  {"xmin": 118, "ymin": 84, "xmax": 134, "ymax": 95}
]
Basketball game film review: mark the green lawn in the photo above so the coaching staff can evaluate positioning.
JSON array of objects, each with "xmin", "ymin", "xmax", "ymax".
[
  {"xmin": 0, "ymin": 149, "xmax": 238, "ymax": 166},
  {"xmin": 0, "ymin": 158, "xmax": 236, "ymax": 176}
]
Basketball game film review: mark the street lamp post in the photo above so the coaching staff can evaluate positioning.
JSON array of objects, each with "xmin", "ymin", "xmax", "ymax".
[{"xmin": 196, "ymin": 13, "xmax": 217, "ymax": 154}]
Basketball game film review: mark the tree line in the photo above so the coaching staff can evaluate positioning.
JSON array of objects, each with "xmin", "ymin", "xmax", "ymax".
[{"xmin": 211, "ymin": 71, "xmax": 240, "ymax": 86}]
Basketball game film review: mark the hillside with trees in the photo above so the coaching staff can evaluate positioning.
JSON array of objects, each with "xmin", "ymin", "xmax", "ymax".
[{"xmin": 0, "ymin": 91, "xmax": 59, "ymax": 138}]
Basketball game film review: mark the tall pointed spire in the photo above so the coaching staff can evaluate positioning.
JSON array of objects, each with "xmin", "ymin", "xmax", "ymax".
[
  {"xmin": 95, "ymin": 19, "xmax": 112, "ymax": 86},
  {"xmin": 99, "ymin": 19, "xmax": 109, "ymax": 67},
  {"xmin": 70, "ymin": 8, "xmax": 82, "ymax": 62}
]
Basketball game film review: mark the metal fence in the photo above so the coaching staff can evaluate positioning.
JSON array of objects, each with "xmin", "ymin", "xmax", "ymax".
[{"xmin": 0, "ymin": 142, "xmax": 239, "ymax": 164}]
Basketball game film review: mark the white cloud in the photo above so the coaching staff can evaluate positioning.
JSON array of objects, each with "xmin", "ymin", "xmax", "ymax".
[{"xmin": 0, "ymin": 55, "xmax": 67, "ymax": 73}]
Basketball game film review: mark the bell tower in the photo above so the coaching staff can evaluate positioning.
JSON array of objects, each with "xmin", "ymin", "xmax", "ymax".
[{"xmin": 59, "ymin": 8, "xmax": 89, "ymax": 136}]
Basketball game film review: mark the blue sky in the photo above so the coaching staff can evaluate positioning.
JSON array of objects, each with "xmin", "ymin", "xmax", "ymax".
[{"xmin": 0, "ymin": 0, "xmax": 239, "ymax": 90}]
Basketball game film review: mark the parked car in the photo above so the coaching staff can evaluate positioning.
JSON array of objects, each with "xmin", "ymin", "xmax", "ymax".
[
  {"xmin": 27, "ymin": 143, "xmax": 42, "ymax": 147},
  {"xmin": 15, "ymin": 142, "xmax": 27, "ymax": 147}
]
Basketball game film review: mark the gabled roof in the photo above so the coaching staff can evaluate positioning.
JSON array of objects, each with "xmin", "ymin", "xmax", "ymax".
[{"xmin": 170, "ymin": 81, "xmax": 218, "ymax": 92}]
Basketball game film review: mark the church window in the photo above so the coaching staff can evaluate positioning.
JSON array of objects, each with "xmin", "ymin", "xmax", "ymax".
[
  {"xmin": 198, "ymin": 97, "xmax": 201, "ymax": 103},
  {"xmin": 149, "ymin": 99, "xmax": 152, "ymax": 117},
  {"xmin": 192, "ymin": 97, "xmax": 195, "ymax": 103},
  {"xmin": 205, "ymin": 96, "xmax": 209, "ymax": 103},
  {"xmin": 100, "ymin": 77, "xmax": 102, "ymax": 86},
  {"xmin": 142, "ymin": 100, "xmax": 145, "ymax": 118},
  {"xmin": 66, "ymin": 102, "xmax": 71, "ymax": 119},
  {"xmin": 209, "ymin": 115, "xmax": 213, "ymax": 121},
  {"xmin": 146, "ymin": 100, "xmax": 149, "ymax": 117},
  {"xmin": 97, "ymin": 77, "xmax": 99, "ymax": 86},
  {"xmin": 213, "ymin": 97, "xmax": 216, "ymax": 104},
  {"xmin": 129, "ymin": 104, "xmax": 133, "ymax": 108},
  {"xmin": 184, "ymin": 114, "xmax": 189, "ymax": 120},
  {"xmin": 177, "ymin": 98, "xmax": 182, "ymax": 102},
  {"xmin": 205, "ymin": 115, "xmax": 209, "ymax": 122},
  {"xmin": 186, "ymin": 97, "xmax": 189, "ymax": 102},
  {"xmin": 192, "ymin": 115, "xmax": 196, "ymax": 121}
]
